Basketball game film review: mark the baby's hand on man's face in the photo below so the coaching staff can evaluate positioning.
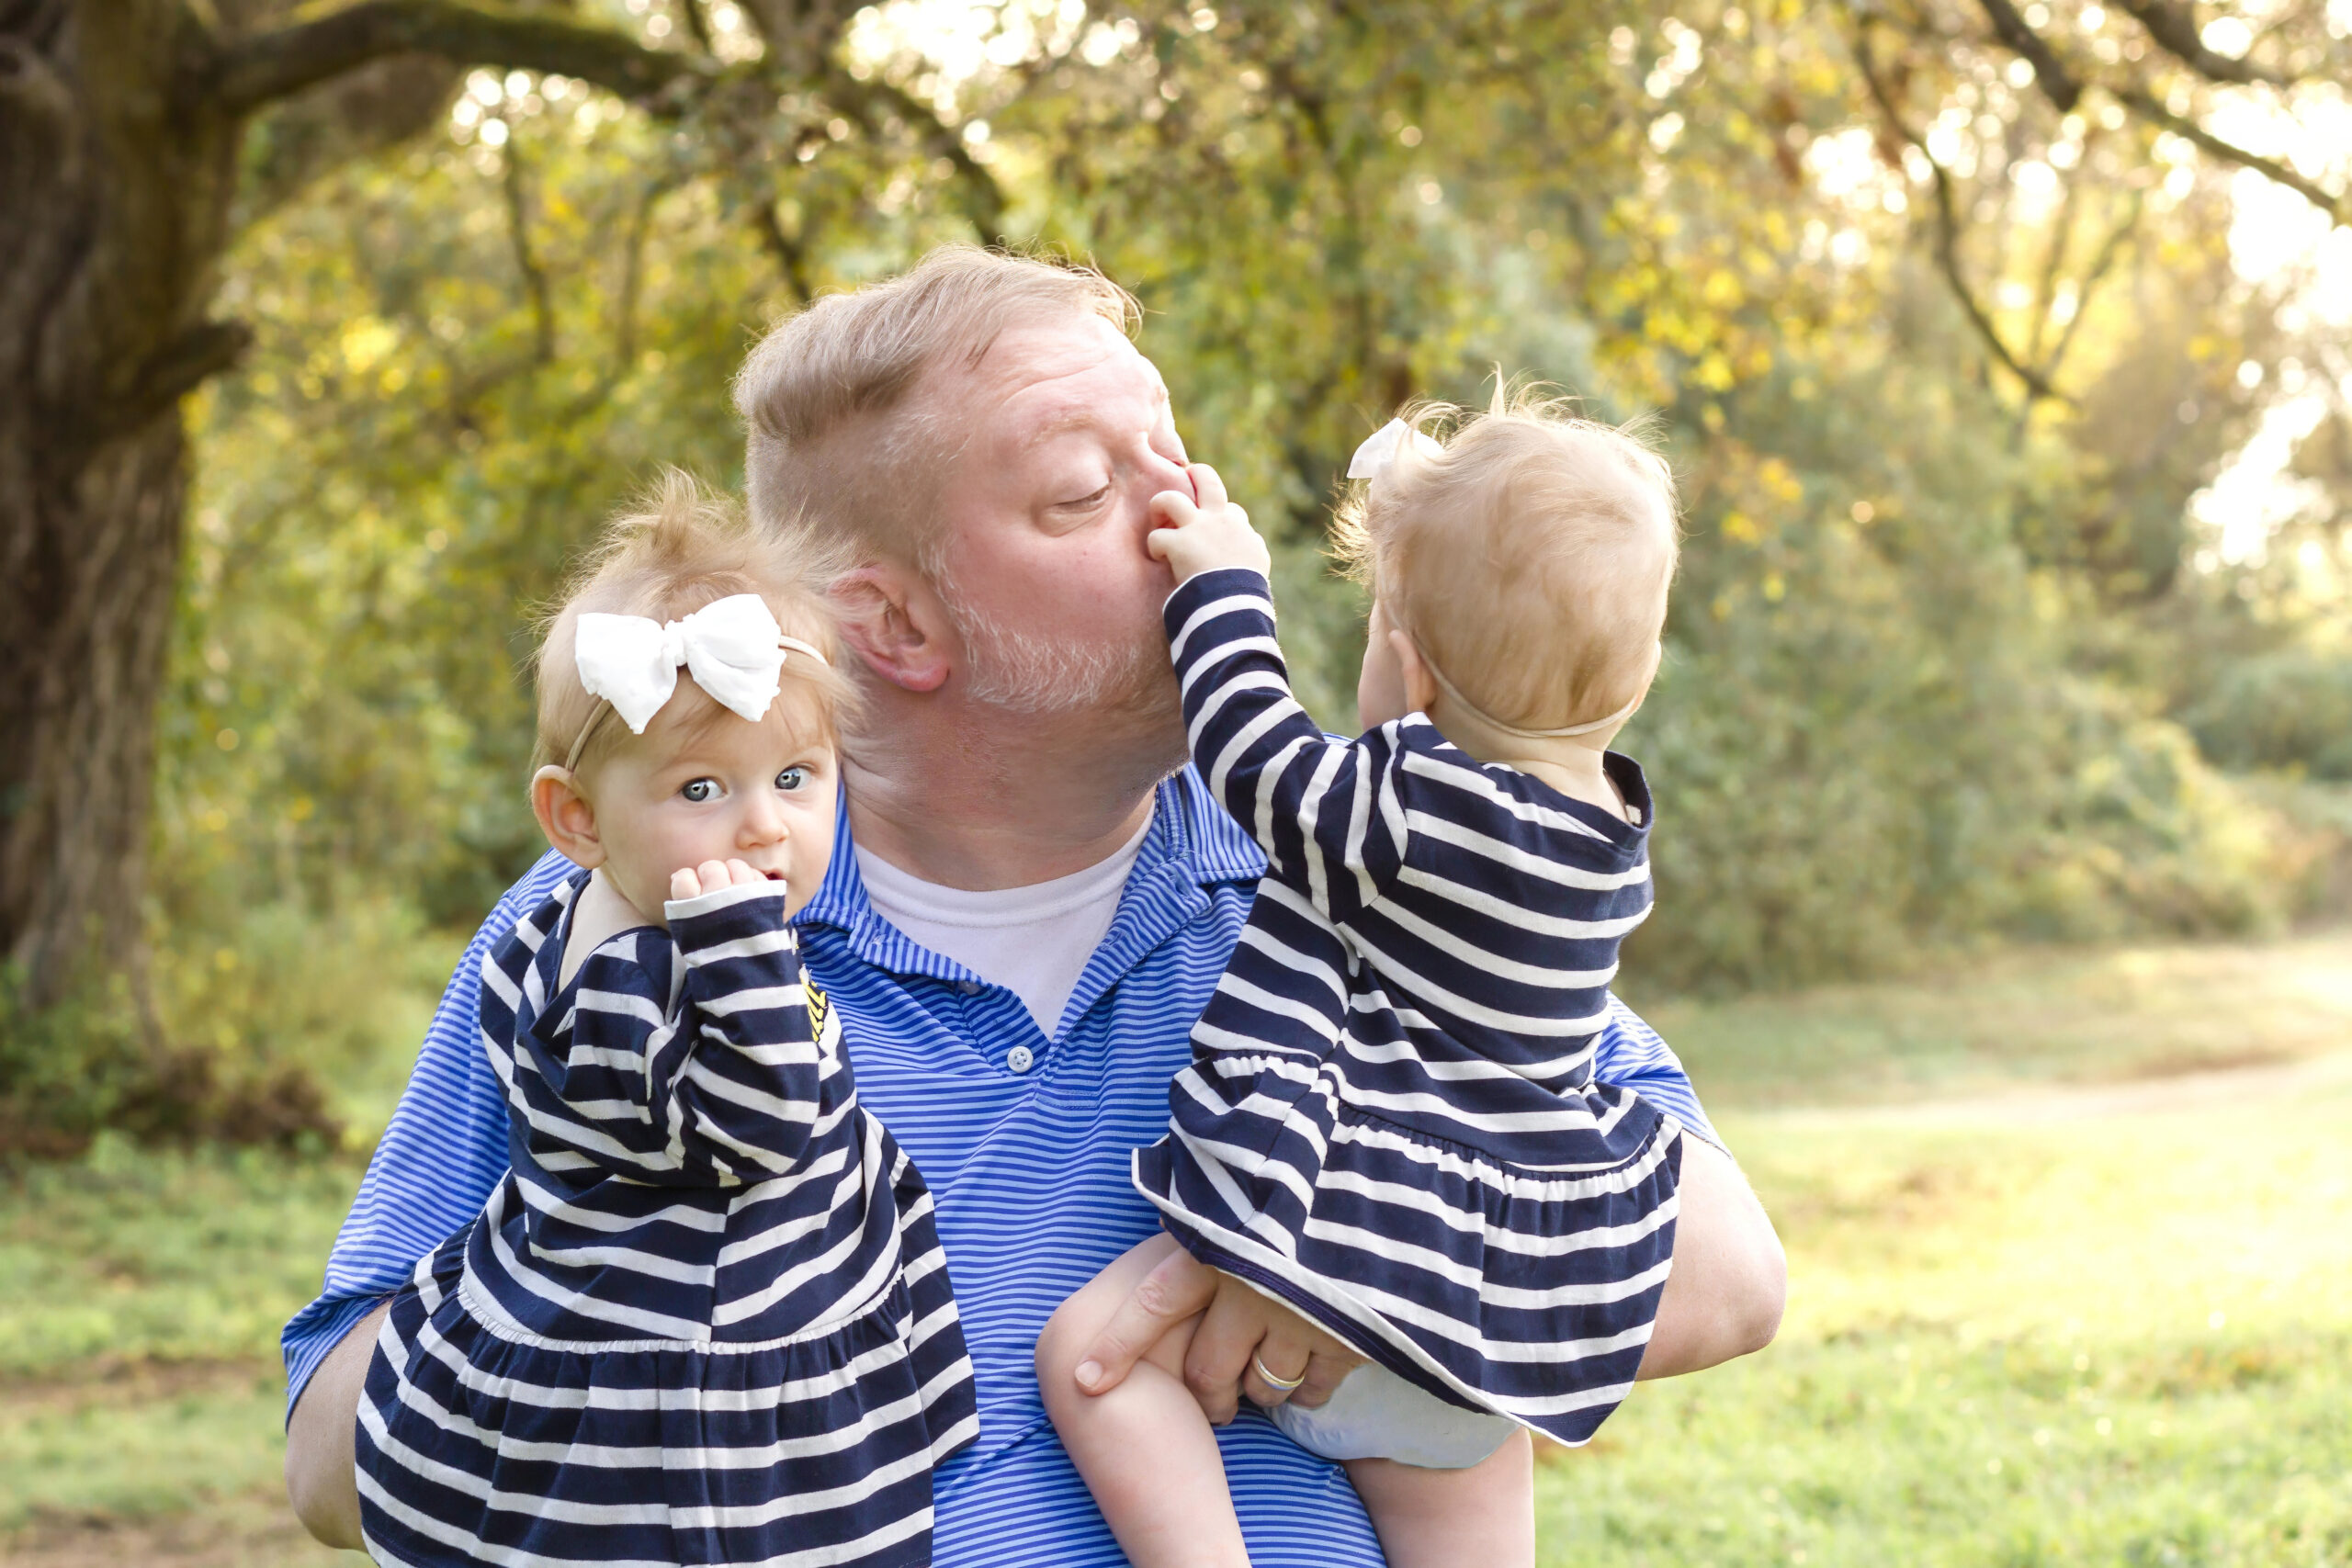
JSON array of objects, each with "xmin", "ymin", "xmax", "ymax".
[
  {"xmin": 1147, "ymin": 463, "xmax": 1272, "ymax": 584},
  {"xmin": 669, "ymin": 858, "xmax": 771, "ymax": 901}
]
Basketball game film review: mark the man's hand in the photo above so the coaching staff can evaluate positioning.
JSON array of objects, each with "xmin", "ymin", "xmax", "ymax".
[
  {"xmin": 1148, "ymin": 463, "xmax": 1272, "ymax": 585},
  {"xmin": 670, "ymin": 858, "xmax": 769, "ymax": 901},
  {"xmin": 1075, "ymin": 1241, "xmax": 1363, "ymax": 1421}
]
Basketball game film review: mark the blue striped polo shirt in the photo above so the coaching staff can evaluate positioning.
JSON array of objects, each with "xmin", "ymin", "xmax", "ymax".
[{"xmin": 283, "ymin": 766, "xmax": 1719, "ymax": 1566}]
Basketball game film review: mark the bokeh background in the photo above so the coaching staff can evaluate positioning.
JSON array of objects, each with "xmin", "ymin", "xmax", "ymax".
[{"xmin": 4, "ymin": 0, "xmax": 2350, "ymax": 1562}]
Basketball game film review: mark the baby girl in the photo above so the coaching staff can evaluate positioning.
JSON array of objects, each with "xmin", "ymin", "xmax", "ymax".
[
  {"xmin": 1038, "ymin": 396, "xmax": 1688, "ymax": 1566},
  {"xmin": 355, "ymin": 477, "xmax": 977, "ymax": 1567}
]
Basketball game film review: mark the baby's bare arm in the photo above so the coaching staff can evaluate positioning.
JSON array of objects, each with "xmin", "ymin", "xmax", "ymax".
[{"xmin": 1036, "ymin": 1235, "xmax": 1248, "ymax": 1568}]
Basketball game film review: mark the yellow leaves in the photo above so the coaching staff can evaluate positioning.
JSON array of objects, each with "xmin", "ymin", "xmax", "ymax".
[
  {"xmin": 339, "ymin": 318, "xmax": 397, "ymax": 374},
  {"xmin": 1758, "ymin": 457, "xmax": 1804, "ymax": 502},
  {"xmin": 1722, "ymin": 509, "xmax": 1762, "ymax": 543},
  {"xmin": 1762, "ymin": 570, "xmax": 1787, "ymax": 602}
]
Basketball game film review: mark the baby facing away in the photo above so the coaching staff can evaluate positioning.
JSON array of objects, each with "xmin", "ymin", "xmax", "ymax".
[
  {"xmin": 1036, "ymin": 394, "xmax": 1689, "ymax": 1568},
  {"xmin": 355, "ymin": 479, "xmax": 977, "ymax": 1568}
]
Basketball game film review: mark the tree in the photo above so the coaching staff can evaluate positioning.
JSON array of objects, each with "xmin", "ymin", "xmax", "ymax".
[
  {"xmin": 6, "ymin": 0, "xmax": 2345, "ymax": 1023},
  {"xmin": 0, "ymin": 0, "xmax": 999, "ymax": 1012}
]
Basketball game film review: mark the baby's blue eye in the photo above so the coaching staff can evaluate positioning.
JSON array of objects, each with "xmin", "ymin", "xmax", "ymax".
[
  {"xmin": 775, "ymin": 766, "xmax": 807, "ymax": 792},
  {"xmin": 681, "ymin": 778, "xmax": 718, "ymax": 804}
]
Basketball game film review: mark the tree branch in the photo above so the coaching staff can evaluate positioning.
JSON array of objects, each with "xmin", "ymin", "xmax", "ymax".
[
  {"xmin": 214, "ymin": 1, "xmax": 711, "ymax": 118},
  {"xmin": 2114, "ymin": 85, "xmax": 2346, "ymax": 222},
  {"xmin": 1973, "ymin": 0, "xmax": 2082, "ymax": 112},
  {"xmin": 2114, "ymin": 0, "xmax": 2290, "ymax": 85},
  {"xmin": 822, "ymin": 72, "xmax": 1004, "ymax": 237},
  {"xmin": 501, "ymin": 141, "xmax": 555, "ymax": 363},
  {"xmin": 1853, "ymin": 24, "xmax": 2066, "ymax": 403},
  {"xmin": 751, "ymin": 197, "xmax": 815, "ymax": 303}
]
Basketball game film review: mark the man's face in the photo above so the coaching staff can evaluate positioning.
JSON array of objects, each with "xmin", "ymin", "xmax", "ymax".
[{"xmin": 925, "ymin": 316, "xmax": 1193, "ymax": 741}]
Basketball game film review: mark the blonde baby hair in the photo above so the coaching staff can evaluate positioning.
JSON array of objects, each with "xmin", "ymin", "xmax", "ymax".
[
  {"xmin": 1332, "ymin": 387, "xmax": 1679, "ymax": 736},
  {"xmin": 533, "ymin": 469, "xmax": 860, "ymax": 778}
]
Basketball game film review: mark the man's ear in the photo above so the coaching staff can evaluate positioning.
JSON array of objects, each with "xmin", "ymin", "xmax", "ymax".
[
  {"xmin": 1388, "ymin": 629, "xmax": 1442, "ymax": 719},
  {"xmin": 532, "ymin": 766, "xmax": 606, "ymax": 869},
  {"xmin": 831, "ymin": 562, "xmax": 952, "ymax": 694}
]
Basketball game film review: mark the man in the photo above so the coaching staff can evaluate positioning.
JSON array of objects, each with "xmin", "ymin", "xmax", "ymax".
[{"xmin": 285, "ymin": 247, "xmax": 1785, "ymax": 1564}]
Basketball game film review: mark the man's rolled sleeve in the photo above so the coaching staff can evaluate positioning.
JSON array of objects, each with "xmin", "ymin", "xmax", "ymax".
[{"xmin": 1595, "ymin": 994, "xmax": 1725, "ymax": 1152}]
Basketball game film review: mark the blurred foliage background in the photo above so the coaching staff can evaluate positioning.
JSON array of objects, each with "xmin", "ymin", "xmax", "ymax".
[{"xmin": 10, "ymin": 0, "xmax": 2349, "ymax": 1156}]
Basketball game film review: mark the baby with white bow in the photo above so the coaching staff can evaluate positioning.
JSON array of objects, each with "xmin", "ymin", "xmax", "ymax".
[
  {"xmin": 352, "ymin": 474, "xmax": 978, "ymax": 1568},
  {"xmin": 1037, "ymin": 393, "xmax": 1686, "ymax": 1568}
]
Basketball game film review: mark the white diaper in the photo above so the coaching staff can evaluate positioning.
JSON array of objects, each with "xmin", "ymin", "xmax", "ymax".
[{"xmin": 1266, "ymin": 1362, "xmax": 1518, "ymax": 1470}]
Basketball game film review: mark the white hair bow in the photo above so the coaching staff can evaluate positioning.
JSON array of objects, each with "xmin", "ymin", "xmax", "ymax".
[
  {"xmin": 1346, "ymin": 417, "xmax": 1442, "ymax": 483},
  {"xmin": 573, "ymin": 593, "xmax": 822, "ymax": 739}
]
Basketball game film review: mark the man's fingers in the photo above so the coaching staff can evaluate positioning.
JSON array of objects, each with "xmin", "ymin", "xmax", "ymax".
[
  {"xmin": 1239, "ymin": 1325, "xmax": 1313, "ymax": 1408},
  {"xmin": 1286, "ymin": 1348, "xmax": 1361, "ymax": 1411},
  {"xmin": 1182, "ymin": 1283, "xmax": 1265, "ymax": 1425},
  {"xmin": 1074, "ymin": 1247, "xmax": 1216, "ymax": 1396},
  {"xmin": 1188, "ymin": 462, "xmax": 1228, "ymax": 513}
]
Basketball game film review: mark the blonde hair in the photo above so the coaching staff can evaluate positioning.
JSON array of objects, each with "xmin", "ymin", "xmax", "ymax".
[
  {"xmin": 534, "ymin": 470, "xmax": 860, "ymax": 777},
  {"xmin": 733, "ymin": 244, "xmax": 1140, "ymax": 570},
  {"xmin": 1333, "ymin": 389, "xmax": 1679, "ymax": 733}
]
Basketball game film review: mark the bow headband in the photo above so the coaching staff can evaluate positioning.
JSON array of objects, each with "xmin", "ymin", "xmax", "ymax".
[
  {"xmin": 564, "ymin": 593, "xmax": 827, "ymax": 772},
  {"xmin": 1347, "ymin": 417, "xmax": 1443, "ymax": 484}
]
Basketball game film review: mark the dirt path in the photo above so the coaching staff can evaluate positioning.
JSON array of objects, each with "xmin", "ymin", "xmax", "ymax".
[{"xmin": 0, "ymin": 1501, "xmax": 360, "ymax": 1568}]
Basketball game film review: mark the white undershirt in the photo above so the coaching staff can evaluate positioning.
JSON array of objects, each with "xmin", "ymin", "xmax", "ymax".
[{"xmin": 855, "ymin": 818, "xmax": 1151, "ymax": 1038}]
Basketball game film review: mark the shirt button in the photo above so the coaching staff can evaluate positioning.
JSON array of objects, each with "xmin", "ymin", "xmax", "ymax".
[{"xmin": 1005, "ymin": 1044, "xmax": 1035, "ymax": 1075}]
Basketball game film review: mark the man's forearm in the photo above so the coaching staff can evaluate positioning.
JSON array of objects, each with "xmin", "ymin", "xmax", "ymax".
[
  {"xmin": 286, "ymin": 1301, "xmax": 388, "ymax": 1551},
  {"xmin": 1637, "ymin": 1134, "xmax": 1785, "ymax": 1379}
]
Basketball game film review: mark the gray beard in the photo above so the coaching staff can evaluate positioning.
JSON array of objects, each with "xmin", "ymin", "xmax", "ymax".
[{"xmin": 938, "ymin": 581, "xmax": 1167, "ymax": 716}]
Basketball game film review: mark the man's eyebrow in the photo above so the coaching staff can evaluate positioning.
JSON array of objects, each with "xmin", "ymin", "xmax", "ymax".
[{"xmin": 1021, "ymin": 405, "xmax": 1106, "ymax": 449}]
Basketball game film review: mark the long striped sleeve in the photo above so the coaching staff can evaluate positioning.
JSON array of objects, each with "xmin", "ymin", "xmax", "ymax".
[
  {"xmin": 1166, "ymin": 569, "xmax": 1404, "ymax": 926},
  {"xmin": 496, "ymin": 879, "xmax": 826, "ymax": 1187}
]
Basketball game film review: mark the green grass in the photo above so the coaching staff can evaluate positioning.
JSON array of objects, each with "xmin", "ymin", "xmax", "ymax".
[
  {"xmin": 4, "ymin": 931, "xmax": 2349, "ymax": 1564},
  {"xmin": 1626, "ymin": 929, "xmax": 2352, "ymax": 1107},
  {"xmin": 1538, "ymin": 1094, "xmax": 2352, "ymax": 1566},
  {"xmin": 0, "ymin": 1146, "xmax": 364, "ymax": 1562}
]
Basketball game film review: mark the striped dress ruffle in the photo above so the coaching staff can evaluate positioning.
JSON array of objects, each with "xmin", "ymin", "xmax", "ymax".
[
  {"xmin": 356, "ymin": 874, "xmax": 978, "ymax": 1567},
  {"xmin": 1132, "ymin": 570, "xmax": 1685, "ymax": 1449}
]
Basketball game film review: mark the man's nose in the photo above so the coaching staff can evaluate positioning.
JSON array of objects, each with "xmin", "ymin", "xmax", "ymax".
[{"xmin": 1138, "ymin": 438, "xmax": 1192, "ymax": 497}]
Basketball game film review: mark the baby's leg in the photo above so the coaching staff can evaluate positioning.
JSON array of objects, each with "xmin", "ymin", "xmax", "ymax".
[
  {"xmin": 1035, "ymin": 1233, "xmax": 1246, "ymax": 1568},
  {"xmin": 1344, "ymin": 1429, "xmax": 1534, "ymax": 1568}
]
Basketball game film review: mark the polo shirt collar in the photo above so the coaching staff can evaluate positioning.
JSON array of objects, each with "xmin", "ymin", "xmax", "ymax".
[{"xmin": 797, "ymin": 765, "xmax": 1263, "ymax": 982}]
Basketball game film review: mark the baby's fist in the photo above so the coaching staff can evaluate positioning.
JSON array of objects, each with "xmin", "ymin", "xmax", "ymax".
[
  {"xmin": 670, "ymin": 858, "xmax": 764, "ymax": 900},
  {"xmin": 1147, "ymin": 463, "xmax": 1272, "ymax": 583}
]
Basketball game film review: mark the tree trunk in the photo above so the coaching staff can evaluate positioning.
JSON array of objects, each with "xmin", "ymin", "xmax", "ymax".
[{"xmin": 1, "ymin": 1, "xmax": 243, "ymax": 1009}]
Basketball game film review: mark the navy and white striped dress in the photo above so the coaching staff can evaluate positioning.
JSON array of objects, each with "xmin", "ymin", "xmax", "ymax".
[
  {"xmin": 1133, "ymin": 570, "xmax": 1686, "ymax": 1449},
  {"xmin": 357, "ymin": 872, "xmax": 978, "ymax": 1567}
]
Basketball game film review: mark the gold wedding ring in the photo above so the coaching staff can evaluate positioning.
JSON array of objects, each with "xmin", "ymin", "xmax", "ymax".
[{"xmin": 1251, "ymin": 1353, "xmax": 1307, "ymax": 1393}]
